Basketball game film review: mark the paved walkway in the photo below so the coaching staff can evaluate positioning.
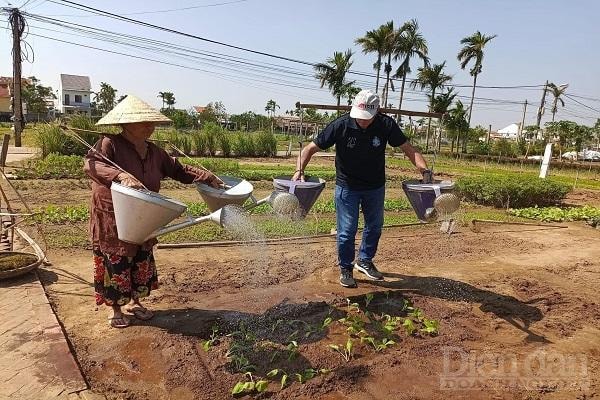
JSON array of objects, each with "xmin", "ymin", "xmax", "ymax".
[
  {"xmin": 5, "ymin": 146, "xmax": 38, "ymax": 164},
  {"xmin": 0, "ymin": 271, "xmax": 90, "ymax": 400}
]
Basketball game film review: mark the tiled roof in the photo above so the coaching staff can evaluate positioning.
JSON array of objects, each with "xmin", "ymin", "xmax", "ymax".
[
  {"xmin": 0, "ymin": 85, "xmax": 9, "ymax": 98},
  {"xmin": 193, "ymin": 106, "xmax": 207, "ymax": 113},
  {"xmin": 60, "ymin": 74, "xmax": 91, "ymax": 91}
]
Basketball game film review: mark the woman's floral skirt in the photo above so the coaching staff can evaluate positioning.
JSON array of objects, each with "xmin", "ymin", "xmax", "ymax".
[{"xmin": 93, "ymin": 248, "xmax": 158, "ymax": 306}]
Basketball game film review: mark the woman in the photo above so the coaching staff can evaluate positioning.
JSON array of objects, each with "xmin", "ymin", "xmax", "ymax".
[{"xmin": 84, "ymin": 95, "xmax": 221, "ymax": 328}]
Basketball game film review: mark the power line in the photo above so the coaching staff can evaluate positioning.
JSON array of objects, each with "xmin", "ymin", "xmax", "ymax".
[{"xmin": 564, "ymin": 94, "xmax": 600, "ymax": 114}]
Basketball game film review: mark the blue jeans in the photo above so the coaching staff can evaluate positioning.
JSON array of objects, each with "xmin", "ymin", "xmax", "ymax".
[{"xmin": 335, "ymin": 185, "xmax": 385, "ymax": 270}]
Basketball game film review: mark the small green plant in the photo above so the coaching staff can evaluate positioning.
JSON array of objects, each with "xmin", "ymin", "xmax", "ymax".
[
  {"xmin": 509, "ymin": 205, "xmax": 600, "ymax": 222},
  {"xmin": 361, "ymin": 336, "xmax": 396, "ymax": 352},
  {"xmin": 420, "ymin": 318, "xmax": 440, "ymax": 336},
  {"xmin": 328, "ymin": 338, "xmax": 354, "ymax": 362},
  {"xmin": 267, "ymin": 368, "xmax": 290, "ymax": 389},
  {"xmin": 286, "ymin": 341, "xmax": 299, "ymax": 361},
  {"xmin": 201, "ymin": 325, "xmax": 219, "ymax": 351},
  {"xmin": 402, "ymin": 318, "xmax": 417, "ymax": 336},
  {"xmin": 18, "ymin": 154, "xmax": 85, "ymax": 179},
  {"xmin": 364, "ymin": 293, "xmax": 374, "ymax": 308},
  {"xmin": 231, "ymin": 372, "xmax": 269, "ymax": 396}
]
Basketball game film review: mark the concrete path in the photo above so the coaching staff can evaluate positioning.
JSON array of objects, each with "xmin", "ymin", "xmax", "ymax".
[
  {"xmin": 5, "ymin": 146, "xmax": 39, "ymax": 164},
  {"xmin": 0, "ymin": 272, "xmax": 90, "ymax": 399}
]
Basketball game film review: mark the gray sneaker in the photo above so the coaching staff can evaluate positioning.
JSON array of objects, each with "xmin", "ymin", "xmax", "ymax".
[
  {"xmin": 339, "ymin": 268, "xmax": 357, "ymax": 288},
  {"xmin": 354, "ymin": 260, "xmax": 384, "ymax": 280}
]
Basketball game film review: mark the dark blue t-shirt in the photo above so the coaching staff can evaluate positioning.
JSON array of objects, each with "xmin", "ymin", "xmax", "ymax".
[{"xmin": 314, "ymin": 113, "xmax": 407, "ymax": 190}]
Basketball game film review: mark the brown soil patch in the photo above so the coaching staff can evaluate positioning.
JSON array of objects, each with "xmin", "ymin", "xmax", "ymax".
[{"xmin": 39, "ymin": 222, "xmax": 600, "ymax": 400}]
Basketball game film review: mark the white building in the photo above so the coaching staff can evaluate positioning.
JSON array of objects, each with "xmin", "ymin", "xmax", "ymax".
[
  {"xmin": 59, "ymin": 74, "xmax": 92, "ymax": 116},
  {"xmin": 497, "ymin": 123, "xmax": 521, "ymax": 140}
]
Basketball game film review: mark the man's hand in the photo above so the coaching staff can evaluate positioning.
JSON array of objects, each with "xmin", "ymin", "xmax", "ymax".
[
  {"xmin": 291, "ymin": 170, "xmax": 305, "ymax": 182},
  {"xmin": 117, "ymin": 172, "xmax": 143, "ymax": 189},
  {"xmin": 421, "ymin": 169, "xmax": 433, "ymax": 184}
]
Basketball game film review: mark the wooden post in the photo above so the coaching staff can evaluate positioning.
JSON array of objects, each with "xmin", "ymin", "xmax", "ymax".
[
  {"xmin": 519, "ymin": 99, "xmax": 528, "ymax": 140},
  {"xmin": 536, "ymin": 81, "xmax": 548, "ymax": 128},
  {"xmin": 10, "ymin": 9, "xmax": 24, "ymax": 147},
  {"xmin": 0, "ymin": 134, "xmax": 10, "ymax": 168}
]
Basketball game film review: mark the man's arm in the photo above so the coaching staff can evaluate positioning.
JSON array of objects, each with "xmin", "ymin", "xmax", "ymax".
[
  {"xmin": 292, "ymin": 142, "xmax": 321, "ymax": 181},
  {"xmin": 399, "ymin": 142, "xmax": 431, "ymax": 179}
]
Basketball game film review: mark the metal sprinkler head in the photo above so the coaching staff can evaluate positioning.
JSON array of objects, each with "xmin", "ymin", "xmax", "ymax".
[{"xmin": 269, "ymin": 191, "xmax": 300, "ymax": 215}]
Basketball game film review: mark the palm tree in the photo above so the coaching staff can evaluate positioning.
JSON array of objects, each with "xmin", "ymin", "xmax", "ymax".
[
  {"xmin": 411, "ymin": 62, "xmax": 452, "ymax": 151},
  {"xmin": 445, "ymin": 100, "xmax": 469, "ymax": 154},
  {"xmin": 344, "ymin": 85, "xmax": 362, "ymax": 106},
  {"xmin": 314, "ymin": 49, "xmax": 355, "ymax": 113},
  {"xmin": 264, "ymin": 99, "xmax": 280, "ymax": 117},
  {"xmin": 457, "ymin": 31, "xmax": 497, "ymax": 127},
  {"xmin": 163, "ymin": 92, "xmax": 175, "ymax": 109},
  {"xmin": 393, "ymin": 19, "xmax": 429, "ymax": 114},
  {"xmin": 158, "ymin": 91, "xmax": 167, "ymax": 110},
  {"xmin": 547, "ymin": 82, "xmax": 568, "ymax": 122},
  {"xmin": 93, "ymin": 82, "xmax": 117, "ymax": 114},
  {"xmin": 430, "ymin": 88, "xmax": 457, "ymax": 151},
  {"xmin": 355, "ymin": 21, "xmax": 394, "ymax": 93}
]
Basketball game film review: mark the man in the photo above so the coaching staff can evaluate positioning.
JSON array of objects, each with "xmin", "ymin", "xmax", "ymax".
[{"xmin": 292, "ymin": 90, "xmax": 432, "ymax": 288}]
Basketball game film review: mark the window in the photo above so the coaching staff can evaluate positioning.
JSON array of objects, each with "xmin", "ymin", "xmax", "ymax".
[
  {"xmin": 64, "ymin": 94, "xmax": 70, "ymax": 105},
  {"xmin": 75, "ymin": 95, "xmax": 82, "ymax": 103}
]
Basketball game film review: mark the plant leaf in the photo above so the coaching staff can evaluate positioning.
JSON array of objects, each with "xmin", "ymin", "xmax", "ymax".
[
  {"xmin": 232, "ymin": 382, "xmax": 245, "ymax": 395},
  {"xmin": 266, "ymin": 369, "xmax": 280, "ymax": 378},
  {"xmin": 255, "ymin": 380, "xmax": 269, "ymax": 392},
  {"xmin": 280, "ymin": 374, "xmax": 288, "ymax": 389},
  {"xmin": 242, "ymin": 381, "xmax": 255, "ymax": 392}
]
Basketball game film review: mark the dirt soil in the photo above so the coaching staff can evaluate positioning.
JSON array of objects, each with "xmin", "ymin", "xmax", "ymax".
[{"xmin": 38, "ymin": 221, "xmax": 600, "ymax": 400}]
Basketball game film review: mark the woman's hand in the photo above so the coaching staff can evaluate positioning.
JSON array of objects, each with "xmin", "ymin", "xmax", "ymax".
[
  {"xmin": 117, "ymin": 173, "xmax": 143, "ymax": 189},
  {"xmin": 208, "ymin": 174, "xmax": 225, "ymax": 189},
  {"xmin": 291, "ymin": 170, "xmax": 305, "ymax": 182}
]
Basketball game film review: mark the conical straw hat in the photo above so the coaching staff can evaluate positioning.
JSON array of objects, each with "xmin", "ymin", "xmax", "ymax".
[{"xmin": 96, "ymin": 95, "xmax": 172, "ymax": 126}]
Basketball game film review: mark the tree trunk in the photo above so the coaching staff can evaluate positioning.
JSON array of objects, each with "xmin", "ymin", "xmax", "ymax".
[
  {"xmin": 375, "ymin": 54, "xmax": 382, "ymax": 93},
  {"xmin": 456, "ymin": 131, "xmax": 460, "ymax": 154},
  {"xmin": 384, "ymin": 53, "xmax": 392, "ymax": 106},
  {"xmin": 337, "ymin": 96, "xmax": 341, "ymax": 117},
  {"xmin": 425, "ymin": 88, "xmax": 435, "ymax": 152},
  {"xmin": 396, "ymin": 72, "xmax": 407, "ymax": 123},
  {"xmin": 451, "ymin": 138, "xmax": 455, "ymax": 154},
  {"xmin": 467, "ymin": 72, "xmax": 477, "ymax": 127}
]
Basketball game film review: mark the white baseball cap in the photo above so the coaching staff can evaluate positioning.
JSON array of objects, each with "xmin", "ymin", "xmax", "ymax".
[{"xmin": 350, "ymin": 89, "xmax": 380, "ymax": 119}]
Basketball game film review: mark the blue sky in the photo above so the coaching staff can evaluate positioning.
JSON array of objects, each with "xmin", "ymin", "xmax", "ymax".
[{"xmin": 1, "ymin": 0, "xmax": 599, "ymax": 129}]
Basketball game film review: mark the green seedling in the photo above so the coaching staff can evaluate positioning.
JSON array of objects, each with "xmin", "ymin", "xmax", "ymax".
[
  {"xmin": 380, "ymin": 315, "xmax": 401, "ymax": 338},
  {"xmin": 421, "ymin": 318, "xmax": 440, "ymax": 335},
  {"xmin": 346, "ymin": 298, "xmax": 361, "ymax": 313},
  {"xmin": 271, "ymin": 319, "xmax": 284, "ymax": 333},
  {"xmin": 286, "ymin": 341, "xmax": 299, "ymax": 361},
  {"xmin": 407, "ymin": 307, "xmax": 424, "ymax": 321},
  {"xmin": 364, "ymin": 293, "xmax": 374, "ymax": 308},
  {"xmin": 339, "ymin": 314, "xmax": 367, "ymax": 336},
  {"xmin": 402, "ymin": 318, "xmax": 417, "ymax": 336},
  {"xmin": 328, "ymin": 338, "xmax": 354, "ymax": 362},
  {"xmin": 229, "ymin": 353, "xmax": 256, "ymax": 373},
  {"xmin": 267, "ymin": 368, "xmax": 290, "ymax": 389},
  {"xmin": 361, "ymin": 336, "xmax": 396, "ymax": 352},
  {"xmin": 201, "ymin": 325, "xmax": 219, "ymax": 352},
  {"xmin": 305, "ymin": 316, "xmax": 334, "ymax": 338},
  {"xmin": 232, "ymin": 372, "xmax": 269, "ymax": 396}
]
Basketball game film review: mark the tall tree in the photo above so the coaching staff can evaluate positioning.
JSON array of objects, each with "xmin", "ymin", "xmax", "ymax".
[
  {"xmin": 94, "ymin": 82, "xmax": 118, "ymax": 114},
  {"xmin": 457, "ymin": 31, "xmax": 497, "ymax": 127},
  {"xmin": 393, "ymin": 19, "xmax": 429, "ymax": 114},
  {"xmin": 265, "ymin": 99, "xmax": 280, "ymax": 117},
  {"xmin": 158, "ymin": 91, "xmax": 167, "ymax": 109},
  {"xmin": 547, "ymin": 83, "xmax": 568, "ymax": 122},
  {"xmin": 444, "ymin": 100, "xmax": 469, "ymax": 154},
  {"xmin": 163, "ymin": 92, "xmax": 176, "ymax": 109},
  {"xmin": 411, "ymin": 62, "xmax": 452, "ymax": 152},
  {"xmin": 314, "ymin": 49, "xmax": 355, "ymax": 113},
  {"xmin": 21, "ymin": 76, "xmax": 56, "ymax": 113},
  {"xmin": 355, "ymin": 21, "xmax": 394, "ymax": 93}
]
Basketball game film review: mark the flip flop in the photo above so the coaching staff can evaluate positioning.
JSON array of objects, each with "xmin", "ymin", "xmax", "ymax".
[
  {"xmin": 125, "ymin": 306, "xmax": 154, "ymax": 321},
  {"xmin": 108, "ymin": 315, "xmax": 130, "ymax": 328}
]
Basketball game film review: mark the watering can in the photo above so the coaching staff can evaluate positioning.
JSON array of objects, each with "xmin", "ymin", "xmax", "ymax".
[
  {"xmin": 401, "ymin": 180, "xmax": 457, "ymax": 222},
  {"xmin": 245, "ymin": 190, "xmax": 301, "ymax": 215},
  {"xmin": 110, "ymin": 182, "xmax": 241, "ymax": 244},
  {"xmin": 272, "ymin": 176, "xmax": 326, "ymax": 217},
  {"xmin": 196, "ymin": 176, "xmax": 254, "ymax": 212}
]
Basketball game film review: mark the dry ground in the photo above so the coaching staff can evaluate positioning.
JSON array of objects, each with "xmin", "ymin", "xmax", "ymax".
[{"xmin": 38, "ymin": 221, "xmax": 600, "ymax": 400}]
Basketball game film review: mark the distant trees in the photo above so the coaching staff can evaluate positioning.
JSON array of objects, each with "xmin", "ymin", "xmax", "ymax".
[
  {"xmin": 546, "ymin": 83, "xmax": 568, "ymax": 122},
  {"xmin": 94, "ymin": 82, "xmax": 117, "ymax": 114},
  {"xmin": 457, "ymin": 31, "xmax": 497, "ymax": 127},
  {"xmin": 314, "ymin": 49, "xmax": 355, "ymax": 110},
  {"xmin": 22, "ymin": 76, "xmax": 56, "ymax": 113}
]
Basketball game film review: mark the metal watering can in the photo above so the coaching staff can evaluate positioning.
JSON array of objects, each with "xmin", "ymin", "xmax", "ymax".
[{"xmin": 110, "ymin": 182, "xmax": 243, "ymax": 244}]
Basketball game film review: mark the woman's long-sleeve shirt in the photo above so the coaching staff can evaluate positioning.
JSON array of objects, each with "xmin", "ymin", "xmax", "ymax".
[{"xmin": 84, "ymin": 133, "xmax": 213, "ymax": 256}]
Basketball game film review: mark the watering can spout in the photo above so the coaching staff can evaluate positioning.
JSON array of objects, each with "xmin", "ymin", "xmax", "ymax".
[{"xmin": 144, "ymin": 208, "xmax": 224, "ymax": 241}]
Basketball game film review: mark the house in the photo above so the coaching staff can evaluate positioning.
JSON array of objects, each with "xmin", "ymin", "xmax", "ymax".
[
  {"xmin": 59, "ymin": 74, "xmax": 92, "ymax": 116},
  {"xmin": 0, "ymin": 77, "xmax": 30, "ymax": 122},
  {"xmin": 497, "ymin": 123, "xmax": 521, "ymax": 140}
]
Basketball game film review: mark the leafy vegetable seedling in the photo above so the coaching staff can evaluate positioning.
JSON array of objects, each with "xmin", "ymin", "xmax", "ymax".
[
  {"xmin": 231, "ymin": 372, "xmax": 269, "ymax": 396},
  {"xmin": 328, "ymin": 338, "xmax": 354, "ymax": 362},
  {"xmin": 364, "ymin": 293, "xmax": 374, "ymax": 308},
  {"xmin": 421, "ymin": 318, "xmax": 440, "ymax": 335},
  {"xmin": 201, "ymin": 325, "xmax": 219, "ymax": 352}
]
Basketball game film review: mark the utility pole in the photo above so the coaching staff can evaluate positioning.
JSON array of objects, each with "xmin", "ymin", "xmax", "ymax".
[
  {"xmin": 519, "ymin": 99, "xmax": 528, "ymax": 140},
  {"xmin": 9, "ymin": 8, "xmax": 24, "ymax": 147},
  {"xmin": 487, "ymin": 124, "xmax": 492, "ymax": 145},
  {"xmin": 536, "ymin": 81, "xmax": 548, "ymax": 128}
]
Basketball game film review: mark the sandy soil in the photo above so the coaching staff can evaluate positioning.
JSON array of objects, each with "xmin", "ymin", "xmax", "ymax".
[{"xmin": 38, "ymin": 222, "xmax": 600, "ymax": 400}]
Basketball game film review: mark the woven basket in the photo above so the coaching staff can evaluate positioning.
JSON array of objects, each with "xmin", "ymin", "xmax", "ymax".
[{"xmin": 0, "ymin": 251, "xmax": 43, "ymax": 280}]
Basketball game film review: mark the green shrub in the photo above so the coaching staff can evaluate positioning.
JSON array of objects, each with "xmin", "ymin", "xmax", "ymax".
[
  {"xmin": 68, "ymin": 115, "xmax": 95, "ymax": 131},
  {"xmin": 34, "ymin": 125, "xmax": 69, "ymax": 157},
  {"xmin": 491, "ymin": 139, "xmax": 518, "ymax": 158},
  {"xmin": 18, "ymin": 154, "xmax": 85, "ymax": 179},
  {"xmin": 232, "ymin": 133, "xmax": 256, "ymax": 156},
  {"xmin": 508, "ymin": 205, "xmax": 600, "ymax": 222},
  {"xmin": 456, "ymin": 175, "xmax": 571, "ymax": 208},
  {"xmin": 218, "ymin": 132, "xmax": 232, "ymax": 157},
  {"xmin": 254, "ymin": 131, "xmax": 277, "ymax": 157},
  {"xmin": 471, "ymin": 141, "xmax": 491, "ymax": 155},
  {"xmin": 202, "ymin": 122, "xmax": 222, "ymax": 156},
  {"xmin": 192, "ymin": 131, "xmax": 207, "ymax": 156}
]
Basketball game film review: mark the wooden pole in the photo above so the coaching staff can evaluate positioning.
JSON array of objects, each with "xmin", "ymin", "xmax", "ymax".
[
  {"xmin": 0, "ymin": 134, "xmax": 10, "ymax": 168},
  {"xmin": 519, "ymin": 99, "xmax": 528, "ymax": 140},
  {"xmin": 295, "ymin": 102, "xmax": 443, "ymax": 119},
  {"xmin": 10, "ymin": 9, "xmax": 24, "ymax": 147},
  {"xmin": 536, "ymin": 81, "xmax": 548, "ymax": 128}
]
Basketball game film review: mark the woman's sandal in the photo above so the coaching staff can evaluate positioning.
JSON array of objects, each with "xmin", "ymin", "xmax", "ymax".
[
  {"xmin": 124, "ymin": 306, "xmax": 154, "ymax": 321},
  {"xmin": 108, "ymin": 315, "xmax": 130, "ymax": 328}
]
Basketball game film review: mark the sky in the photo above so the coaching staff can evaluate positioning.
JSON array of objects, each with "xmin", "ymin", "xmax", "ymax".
[{"xmin": 1, "ymin": 0, "xmax": 599, "ymax": 130}]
